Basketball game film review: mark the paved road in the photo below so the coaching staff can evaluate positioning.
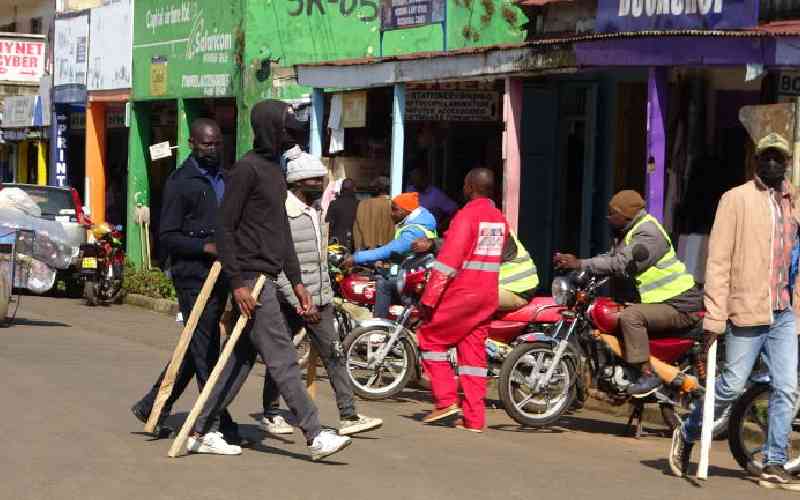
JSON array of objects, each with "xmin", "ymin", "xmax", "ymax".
[{"xmin": 0, "ymin": 296, "xmax": 791, "ymax": 500}]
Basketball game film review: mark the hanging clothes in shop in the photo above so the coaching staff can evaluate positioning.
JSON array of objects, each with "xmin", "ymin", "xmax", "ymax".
[{"xmin": 328, "ymin": 94, "xmax": 345, "ymax": 154}]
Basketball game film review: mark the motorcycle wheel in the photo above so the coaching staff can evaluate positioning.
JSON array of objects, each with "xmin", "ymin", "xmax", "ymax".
[
  {"xmin": 84, "ymin": 281, "xmax": 99, "ymax": 307},
  {"xmin": 343, "ymin": 325, "xmax": 416, "ymax": 400},
  {"xmin": 498, "ymin": 341, "xmax": 576, "ymax": 427},
  {"xmin": 728, "ymin": 382, "xmax": 775, "ymax": 472}
]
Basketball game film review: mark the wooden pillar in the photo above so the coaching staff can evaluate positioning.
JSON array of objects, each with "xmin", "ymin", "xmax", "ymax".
[
  {"xmin": 646, "ymin": 67, "xmax": 668, "ymax": 222},
  {"xmin": 390, "ymin": 83, "xmax": 406, "ymax": 197},
  {"xmin": 86, "ymin": 101, "xmax": 107, "ymax": 222},
  {"xmin": 310, "ymin": 88, "xmax": 325, "ymax": 158},
  {"xmin": 503, "ymin": 77, "xmax": 523, "ymax": 233}
]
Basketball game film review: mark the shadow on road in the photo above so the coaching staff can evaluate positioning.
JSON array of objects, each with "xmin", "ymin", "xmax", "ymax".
[
  {"xmin": 7, "ymin": 317, "xmax": 71, "ymax": 328},
  {"xmin": 640, "ymin": 458, "xmax": 749, "ymax": 483},
  {"xmin": 489, "ymin": 414, "xmax": 670, "ymax": 438}
]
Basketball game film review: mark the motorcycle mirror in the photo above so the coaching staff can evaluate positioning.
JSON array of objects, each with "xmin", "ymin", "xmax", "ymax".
[{"xmin": 114, "ymin": 225, "xmax": 124, "ymax": 232}]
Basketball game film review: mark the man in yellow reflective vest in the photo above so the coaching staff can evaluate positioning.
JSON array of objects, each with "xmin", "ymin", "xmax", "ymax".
[{"xmin": 554, "ymin": 190, "xmax": 703, "ymax": 397}]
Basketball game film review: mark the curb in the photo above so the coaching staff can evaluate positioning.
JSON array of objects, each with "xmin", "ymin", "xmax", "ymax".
[{"xmin": 123, "ymin": 293, "xmax": 180, "ymax": 316}]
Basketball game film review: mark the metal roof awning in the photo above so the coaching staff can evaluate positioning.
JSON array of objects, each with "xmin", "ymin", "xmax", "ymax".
[{"xmin": 295, "ymin": 40, "xmax": 576, "ymax": 89}]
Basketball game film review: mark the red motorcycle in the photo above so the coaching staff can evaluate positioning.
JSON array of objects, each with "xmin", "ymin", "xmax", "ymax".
[
  {"xmin": 497, "ymin": 266, "xmax": 707, "ymax": 435},
  {"xmin": 79, "ymin": 222, "xmax": 125, "ymax": 306}
]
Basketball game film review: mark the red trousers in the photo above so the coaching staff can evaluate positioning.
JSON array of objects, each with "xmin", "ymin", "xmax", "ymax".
[{"xmin": 418, "ymin": 321, "xmax": 489, "ymax": 430}]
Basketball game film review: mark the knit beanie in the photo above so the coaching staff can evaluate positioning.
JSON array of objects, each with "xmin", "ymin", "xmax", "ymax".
[
  {"xmin": 392, "ymin": 192, "xmax": 420, "ymax": 212},
  {"xmin": 285, "ymin": 145, "xmax": 328, "ymax": 183},
  {"xmin": 608, "ymin": 190, "xmax": 645, "ymax": 219}
]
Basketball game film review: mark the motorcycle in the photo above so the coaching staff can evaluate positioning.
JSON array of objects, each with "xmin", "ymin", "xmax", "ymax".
[
  {"xmin": 342, "ymin": 252, "xmax": 565, "ymax": 400},
  {"xmin": 80, "ymin": 222, "xmax": 125, "ymax": 306},
  {"xmin": 498, "ymin": 260, "xmax": 709, "ymax": 435}
]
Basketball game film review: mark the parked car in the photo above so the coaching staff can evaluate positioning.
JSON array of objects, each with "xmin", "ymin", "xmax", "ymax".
[{"xmin": 2, "ymin": 184, "xmax": 90, "ymax": 295}]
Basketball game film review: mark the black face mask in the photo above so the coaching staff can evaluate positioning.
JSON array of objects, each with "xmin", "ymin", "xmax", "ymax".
[
  {"xmin": 757, "ymin": 157, "xmax": 787, "ymax": 188},
  {"xmin": 196, "ymin": 151, "xmax": 221, "ymax": 170}
]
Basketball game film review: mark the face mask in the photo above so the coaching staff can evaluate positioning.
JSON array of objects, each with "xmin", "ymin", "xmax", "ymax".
[
  {"xmin": 196, "ymin": 150, "xmax": 220, "ymax": 169},
  {"xmin": 757, "ymin": 157, "xmax": 787, "ymax": 187}
]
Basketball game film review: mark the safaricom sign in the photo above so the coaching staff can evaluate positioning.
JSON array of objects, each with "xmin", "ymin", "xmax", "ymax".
[{"xmin": 597, "ymin": 0, "xmax": 757, "ymax": 31}]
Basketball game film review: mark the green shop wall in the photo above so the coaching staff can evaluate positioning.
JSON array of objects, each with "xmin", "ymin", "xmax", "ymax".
[
  {"xmin": 238, "ymin": 0, "xmax": 528, "ymax": 150},
  {"xmin": 127, "ymin": 0, "xmax": 243, "ymax": 267}
]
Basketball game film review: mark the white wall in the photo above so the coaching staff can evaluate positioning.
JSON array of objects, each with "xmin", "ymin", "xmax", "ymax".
[{"xmin": 0, "ymin": 1, "xmax": 55, "ymax": 36}]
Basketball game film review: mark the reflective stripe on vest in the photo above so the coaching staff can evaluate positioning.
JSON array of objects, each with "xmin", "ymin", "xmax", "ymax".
[
  {"xmin": 459, "ymin": 365, "xmax": 488, "ymax": 377},
  {"xmin": 498, "ymin": 232, "xmax": 539, "ymax": 293},
  {"xmin": 395, "ymin": 223, "xmax": 437, "ymax": 240},
  {"xmin": 624, "ymin": 214, "xmax": 694, "ymax": 303},
  {"xmin": 463, "ymin": 260, "xmax": 501, "ymax": 272},
  {"xmin": 432, "ymin": 260, "xmax": 457, "ymax": 276}
]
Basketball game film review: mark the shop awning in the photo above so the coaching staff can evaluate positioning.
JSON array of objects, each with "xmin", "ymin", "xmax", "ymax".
[{"xmin": 295, "ymin": 40, "xmax": 577, "ymax": 89}]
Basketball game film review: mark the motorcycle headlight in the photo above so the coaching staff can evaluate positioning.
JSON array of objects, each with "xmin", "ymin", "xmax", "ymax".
[
  {"xmin": 552, "ymin": 277, "xmax": 576, "ymax": 306},
  {"xmin": 396, "ymin": 268, "xmax": 407, "ymax": 295}
]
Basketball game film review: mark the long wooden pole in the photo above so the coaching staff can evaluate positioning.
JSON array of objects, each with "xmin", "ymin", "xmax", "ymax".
[
  {"xmin": 168, "ymin": 275, "xmax": 267, "ymax": 458},
  {"xmin": 144, "ymin": 261, "xmax": 221, "ymax": 434},
  {"xmin": 698, "ymin": 340, "xmax": 718, "ymax": 480},
  {"xmin": 306, "ymin": 346, "xmax": 319, "ymax": 400}
]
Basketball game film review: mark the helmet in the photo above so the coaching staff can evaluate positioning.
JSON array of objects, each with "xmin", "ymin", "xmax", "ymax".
[
  {"xmin": 91, "ymin": 222, "xmax": 112, "ymax": 240},
  {"xmin": 327, "ymin": 243, "xmax": 350, "ymax": 269}
]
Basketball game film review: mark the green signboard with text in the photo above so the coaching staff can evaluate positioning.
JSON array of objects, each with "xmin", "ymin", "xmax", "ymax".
[{"xmin": 132, "ymin": 0, "xmax": 241, "ymax": 100}]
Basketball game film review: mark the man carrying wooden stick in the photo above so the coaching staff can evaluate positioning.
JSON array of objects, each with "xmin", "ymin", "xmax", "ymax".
[
  {"xmin": 187, "ymin": 100, "xmax": 352, "ymax": 460},
  {"xmin": 131, "ymin": 118, "xmax": 239, "ymax": 444},
  {"xmin": 668, "ymin": 133, "xmax": 800, "ymax": 489}
]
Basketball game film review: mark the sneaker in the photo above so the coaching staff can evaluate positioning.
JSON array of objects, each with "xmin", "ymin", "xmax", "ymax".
[
  {"xmin": 261, "ymin": 415, "xmax": 294, "ymax": 435},
  {"xmin": 339, "ymin": 414, "xmax": 383, "ymax": 436},
  {"xmin": 784, "ymin": 456, "xmax": 800, "ymax": 474},
  {"xmin": 186, "ymin": 431, "xmax": 242, "ymax": 455},
  {"xmin": 759, "ymin": 465, "xmax": 800, "ymax": 491},
  {"xmin": 668, "ymin": 427, "xmax": 693, "ymax": 478},
  {"xmin": 628, "ymin": 372, "xmax": 663, "ymax": 398},
  {"xmin": 131, "ymin": 401, "xmax": 173, "ymax": 438},
  {"xmin": 454, "ymin": 418, "xmax": 483, "ymax": 433},
  {"xmin": 309, "ymin": 429, "xmax": 352, "ymax": 461},
  {"xmin": 422, "ymin": 404, "xmax": 460, "ymax": 424}
]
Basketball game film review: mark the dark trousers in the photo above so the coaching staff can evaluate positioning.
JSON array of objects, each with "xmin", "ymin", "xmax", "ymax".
[
  {"xmin": 193, "ymin": 278, "xmax": 322, "ymax": 441},
  {"xmin": 374, "ymin": 274, "xmax": 397, "ymax": 319},
  {"xmin": 138, "ymin": 283, "xmax": 235, "ymax": 430},
  {"xmin": 619, "ymin": 303, "xmax": 699, "ymax": 364},
  {"xmin": 263, "ymin": 303, "xmax": 356, "ymax": 420}
]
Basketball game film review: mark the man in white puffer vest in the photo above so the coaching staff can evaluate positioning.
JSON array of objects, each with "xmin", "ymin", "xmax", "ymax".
[{"xmin": 262, "ymin": 145, "xmax": 383, "ymax": 437}]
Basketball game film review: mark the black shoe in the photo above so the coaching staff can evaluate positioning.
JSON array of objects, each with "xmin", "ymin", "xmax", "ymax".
[
  {"xmin": 627, "ymin": 372, "xmax": 662, "ymax": 398},
  {"xmin": 668, "ymin": 427, "xmax": 693, "ymax": 478},
  {"xmin": 131, "ymin": 400, "xmax": 174, "ymax": 438},
  {"xmin": 759, "ymin": 465, "xmax": 800, "ymax": 490}
]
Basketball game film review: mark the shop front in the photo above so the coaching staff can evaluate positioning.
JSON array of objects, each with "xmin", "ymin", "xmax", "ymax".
[
  {"xmin": 128, "ymin": 0, "xmax": 242, "ymax": 267},
  {"xmin": 0, "ymin": 94, "xmax": 48, "ymax": 184}
]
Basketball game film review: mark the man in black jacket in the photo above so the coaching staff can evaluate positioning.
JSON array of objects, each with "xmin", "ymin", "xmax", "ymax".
[
  {"xmin": 188, "ymin": 100, "xmax": 353, "ymax": 460},
  {"xmin": 326, "ymin": 178, "xmax": 358, "ymax": 250},
  {"xmin": 131, "ymin": 118, "xmax": 239, "ymax": 445}
]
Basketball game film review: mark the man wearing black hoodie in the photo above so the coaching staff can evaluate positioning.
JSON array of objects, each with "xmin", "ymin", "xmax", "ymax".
[{"xmin": 188, "ymin": 100, "xmax": 352, "ymax": 461}]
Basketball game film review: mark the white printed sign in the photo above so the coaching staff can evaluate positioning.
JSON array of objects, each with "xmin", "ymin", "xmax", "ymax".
[
  {"xmin": 0, "ymin": 37, "xmax": 46, "ymax": 83},
  {"xmin": 88, "ymin": 0, "xmax": 133, "ymax": 91},
  {"xmin": 474, "ymin": 223, "xmax": 505, "ymax": 256},
  {"xmin": 55, "ymin": 14, "xmax": 90, "ymax": 86},
  {"xmin": 149, "ymin": 141, "xmax": 173, "ymax": 160}
]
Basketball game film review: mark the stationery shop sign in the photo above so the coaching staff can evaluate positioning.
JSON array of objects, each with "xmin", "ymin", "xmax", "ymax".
[
  {"xmin": 596, "ymin": 0, "xmax": 757, "ymax": 31},
  {"xmin": 405, "ymin": 90, "xmax": 500, "ymax": 122}
]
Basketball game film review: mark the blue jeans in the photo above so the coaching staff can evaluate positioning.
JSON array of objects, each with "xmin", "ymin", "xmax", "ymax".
[
  {"xmin": 682, "ymin": 309, "xmax": 798, "ymax": 466},
  {"xmin": 374, "ymin": 274, "xmax": 397, "ymax": 319}
]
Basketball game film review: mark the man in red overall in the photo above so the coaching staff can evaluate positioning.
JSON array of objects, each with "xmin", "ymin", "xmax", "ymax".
[{"xmin": 417, "ymin": 168, "xmax": 508, "ymax": 433}]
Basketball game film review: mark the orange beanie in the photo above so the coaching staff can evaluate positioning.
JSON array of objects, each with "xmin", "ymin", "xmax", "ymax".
[{"xmin": 392, "ymin": 192, "xmax": 420, "ymax": 212}]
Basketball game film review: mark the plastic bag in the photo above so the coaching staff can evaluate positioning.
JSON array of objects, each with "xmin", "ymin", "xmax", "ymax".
[
  {"xmin": 0, "ymin": 187, "xmax": 42, "ymax": 217},
  {"xmin": 0, "ymin": 208, "xmax": 76, "ymax": 270}
]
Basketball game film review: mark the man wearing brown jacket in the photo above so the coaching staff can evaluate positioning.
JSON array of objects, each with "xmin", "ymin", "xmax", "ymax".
[{"xmin": 669, "ymin": 133, "xmax": 800, "ymax": 489}]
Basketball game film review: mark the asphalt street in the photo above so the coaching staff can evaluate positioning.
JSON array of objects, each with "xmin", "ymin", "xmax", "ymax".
[{"xmin": 0, "ymin": 296, "xmax": 791, "ymax": 500}]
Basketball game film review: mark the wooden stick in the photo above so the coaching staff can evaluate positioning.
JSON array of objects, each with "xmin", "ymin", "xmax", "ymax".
[
  {"xmin": 144, "ymin": 262, "xmax": 221, "ymax": 434},
  {"xmin": 168, "ymin": 275, "xmax": 267, "ymax": 458},
  {"xmin": 698, "ymin": 339, "xmax": 718, "ymax": 480},
  {"xmin": 306, "ymin": 345, "xmax": 319, "ymax": 400}
]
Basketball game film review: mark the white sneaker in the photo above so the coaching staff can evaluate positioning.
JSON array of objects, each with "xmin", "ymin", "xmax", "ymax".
[
  {"xmin": 186, "ymin": 431, "xmax": 242, "ymax": 455},
  {"xmin": 339, "ymin": 414, "xmax": 383, "ymax": 436},
  {"xmin": 309, "ymin": 429, "xmax": 352, "ymax": 461},
  {"xmin": 261, "ymin": 415, "xmax": 294, "ymax": 435}
]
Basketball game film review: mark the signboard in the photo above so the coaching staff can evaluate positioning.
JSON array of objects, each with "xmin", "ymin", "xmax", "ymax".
[
  {"xmin": 55, "ymin": 14, "xmax": 90, "ymax": 86},
  {"xmin": 342, "ymin": 92, "xmax": 367, "ymax": 128},
  {"xmin": 52, "ymin": 110, "xmax": 70, "ymax": 187},
  {"xmin": 596, "ymin": 0, "xmax": 758, "ymax": 32},
  {"xmin": 0, "ymin": 37, "xmax": 46, "ymax": 83},
  {"xmin": 58, "ymin": 0, "xmax": 105, "ymax": 13},
  {"xmin": 380, "ymin": 0, "xmax": 445, "ymax": 30},
  {"xmin": 778, "ymin": 71, "xmax": 800, "ymax": 98},
  {"xmin": 405, "ymin": 90, "xmax": 500, "ymax": 122},
  {"xmin": 88, "ymin": 0, "xmax": 133, "ymax": 91},
  {"xmin": 133, "ymin": 0, "xmax": 239, "ymax": 99},
  {"xmin": 149, "ymin": 141, "xmax": 174, "ymax": 160},
  {"xmin": 2, "ymin": 96, "xmax": 36, "ymax": 128}
]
